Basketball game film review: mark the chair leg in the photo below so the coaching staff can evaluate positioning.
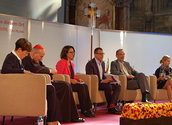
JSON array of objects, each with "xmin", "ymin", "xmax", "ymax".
[
  {"xmin": 121, "ymin": 101, "xmax": 126, "ymax": 105},
  {"xmin": 117, "ymin": 100, "xmax": 123, "ymax": 110},
  {"xmin": 2, "ymin": 116, "xmax": 5, "ymax": 125},
  {"xmin": 44, "ymin": 116, "xmax": 46, "ymax": 125},
  {"xmin": 10, "ymin": 116, "xmax": 14, "ymax": 122},
  {"xmin": 93, "ymin": 103, "xmax": 97, "ymax": 113}
]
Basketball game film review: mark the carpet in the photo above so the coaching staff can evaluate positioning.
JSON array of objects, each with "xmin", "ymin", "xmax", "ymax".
[{"xmin": 0, "ymin": 100, "xmax": 169, "ymax": 125}]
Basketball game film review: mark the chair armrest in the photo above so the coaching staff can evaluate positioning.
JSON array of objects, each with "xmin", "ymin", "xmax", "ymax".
[
  {"xmin": 146, "ymin": 75, "xmax": 150, "ymax": 88},
  {"xmin": 0, "ymin": 74, "xmax": 47, "ymax": 117},
  {"xmin": 42, "ymin": 74, "xmax": 51, "ymax": 84},
  {"xmin": 88, "ymin": 75, "xmax": 99, "ymax": 101},
  {"xmin": 76, "ymin": 74, "xmax": 91, "ymax": 85},
  {"xmin": 52, "ymin": 74, "xmax": 65, "ymax": 81},
  {"xmin": 149, "ymin": 75, "xmax": 157, "ymax": 99},
  {"xmin": 76, "ymin": 74, "xmax": 91, "ymax": 95},
  {"xmin": 88, "ymin": 75, "xmax": 99, "ymax": 90},
  {"xmin": 118, "ymin": 75, "xmax": 127, "ymax": 89},
  {"xmin": 63, "ymin": 74, "xmax": 70, "ymax": 83},
  {"xmin": 76, "ymin": 72, "xmax": 84, "ymax": 75},
  {"xmin": 118, "ymin": 75, "xmax": 127, "ymax": 100}
]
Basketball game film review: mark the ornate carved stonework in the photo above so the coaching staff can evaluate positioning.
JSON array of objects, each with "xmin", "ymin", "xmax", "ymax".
[{"xmin": 66, "ymin": 0, "xmax": 172, "ymax": 34}]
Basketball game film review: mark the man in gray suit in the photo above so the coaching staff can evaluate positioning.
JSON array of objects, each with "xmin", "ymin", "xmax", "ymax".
[{"xmin": 110, "ymin": 49, "xmax": 151, "ymax": 102}]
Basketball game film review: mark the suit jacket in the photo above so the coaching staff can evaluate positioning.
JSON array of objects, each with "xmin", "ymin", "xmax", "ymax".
[
  {"xmin": 22, "ymin": 54, "xmax": 50, "ymax": 74},
  {"xmin": 110, "ymin": 60, "xmax": 138, "ymax": 76},
  {"xmin": 85, "ymin": 58, "xmax": 106, "ymax": 83},
  {"xmin": 1, "ymin": 52, "xmax": 24, "ymax": 73},
  {"xmin": 56, "ymin": 59, "xmax": 79, "ymax": 81}
]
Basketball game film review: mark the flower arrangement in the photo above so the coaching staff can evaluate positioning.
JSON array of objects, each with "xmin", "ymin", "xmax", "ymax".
[{"xmin": 121, "ymin": 102, "xmax": 172, "ymax": 120}]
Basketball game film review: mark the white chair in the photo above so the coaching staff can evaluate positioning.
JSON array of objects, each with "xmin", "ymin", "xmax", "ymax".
[{"xmin": 0, "ymin": 74, "xmax": 48, "ymax": 125}]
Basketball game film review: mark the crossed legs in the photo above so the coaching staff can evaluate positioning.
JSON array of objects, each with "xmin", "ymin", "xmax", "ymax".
[{"xmin": 163, "ymin": 79, "xmax": 172, "ymax": 103}]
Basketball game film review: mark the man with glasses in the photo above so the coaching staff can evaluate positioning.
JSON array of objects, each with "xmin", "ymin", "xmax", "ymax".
[
  {"xmin": 110, "ymin": 49, "xmax": 151, "ymax": 102},
  {"xmin": 85, "ymin": 47, "xmax": 121, "ymax": 114}
]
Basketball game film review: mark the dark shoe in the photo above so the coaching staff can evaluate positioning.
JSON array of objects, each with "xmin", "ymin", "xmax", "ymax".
[
  {"xmin": 82, "ymin": 110, "xmax": 95, "ymax": 117},
  {"xmin": 108, "ymin": 107, "xmax": 122, "ymax": 114},
  {"xmin": 144, "ymin": 90, "xmax": 150, "ymax": 94},
  {"xmin": 88, "ymin": 110, "xmax": 95, "ymax": 117},
  {"xmin": 125, "ymin": 101, "xmax": 134, "ymax": 103},
  {"xmin": 142, "ymin": 91, "xmax": 152, "ymax": 103},
  {"xmin": 71, "ymin": 118, "xmax": 85, "ymax": 122},
  {"xmin": 142, "ymin": 98, "xmax": 149, "ymax": 102}
]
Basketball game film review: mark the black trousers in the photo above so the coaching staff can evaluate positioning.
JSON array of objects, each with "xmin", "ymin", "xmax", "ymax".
[
  {"xmin": 52, "ymin": 81, "xmax": 79, "ymax": 123},
  {"xmin": 46, "ymin": 85, "xmax": 62, "ymax": 122},
  {"xmin": 71, "ymin": 84, "xmax": 92, "ymax": 113},
  {"xmin": 99, "ymin": 83, "xmax": 121, "ymax": 107}
]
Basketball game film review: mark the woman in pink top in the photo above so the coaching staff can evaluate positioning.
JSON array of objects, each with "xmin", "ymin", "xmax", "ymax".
[{"xmin": 56, "ymin": 45, "xmax": 95, "ymax": 117}]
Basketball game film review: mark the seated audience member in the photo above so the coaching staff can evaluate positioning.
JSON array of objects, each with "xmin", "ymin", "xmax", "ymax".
[
  {"xmin": 56, "ymin": 45, "xmax": 95, "ymax": 117},
  {"xmin": 22, "ymin": 44, "xmax": 85, "ymax": 123},
  {"xmin": 85, "ymin": 47, "xmax": 121, "ymax": 114},
  {"xmin": 155, "ymin": 55, "xmax": 172, "ymax": 103},
  {"xmin": 1, "ymin": 38, "xmax": 61, "ymax": 125},
  {"xmin": 110, "ymin": 49, "xmax": 151, "ymax": 102}
]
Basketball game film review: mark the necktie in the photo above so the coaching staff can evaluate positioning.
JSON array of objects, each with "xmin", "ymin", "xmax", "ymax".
[
  {"xmin": 121, "ymin": 64, "xmax": 129, "ymax": 75},
  {"xmin": 20, "ymin": 63, "xmax": 24, "ymax": 70},
  {"xmin": 19, "ymin": 60, "xmax": 24, "ymax": 70}
]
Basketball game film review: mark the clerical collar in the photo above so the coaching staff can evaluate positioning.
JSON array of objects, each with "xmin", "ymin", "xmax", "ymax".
[{"xmin": 12, "ymin": 50, "xmax": 22, "ymax": 64}]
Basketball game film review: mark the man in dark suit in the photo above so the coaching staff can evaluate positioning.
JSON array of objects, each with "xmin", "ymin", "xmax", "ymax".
[
  {"xmin": 1, "ymin": 38, "xmax": 62, "ymax": 125},
  {"xmin": 110, "ymin": 49, "xmax": 151, "ymax": 102},
  {"xmin": 22, "ymin": 44, "xmax": 85, "ymax": 123},
  {"xmin": 85, "ymin": 47, "xmax": 121, "ymax": 114}
]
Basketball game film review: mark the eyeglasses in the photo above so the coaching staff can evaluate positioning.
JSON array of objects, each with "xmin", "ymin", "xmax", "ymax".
[
  {"xmin": 96, "ymin": 53, "xmax": 105, "ymax": 55},
  {"xmin": 117, "ymin": 54, "xmax": 125, "ymax": 56},
  {"xmin": 68, "ymin": 51, "xmax": 75, "ymax": 54}
]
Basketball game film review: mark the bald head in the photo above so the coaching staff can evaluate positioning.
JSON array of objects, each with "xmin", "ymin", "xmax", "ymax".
[{"xmin": 116, "ymin": 49, "xmax": 125, "ymax": 63}]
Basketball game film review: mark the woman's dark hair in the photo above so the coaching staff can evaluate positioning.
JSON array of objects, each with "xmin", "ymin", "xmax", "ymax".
[
  {"xmin": 15, "ymin": 38, "xmax": 32, "ymax": 52},
  {"xmin": 60, "ymin": 45, "xmax": 75, "ymax": 59}
]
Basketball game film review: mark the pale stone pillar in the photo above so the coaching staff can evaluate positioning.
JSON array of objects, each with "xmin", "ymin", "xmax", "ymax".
[{"xmin": 114, "ymin": 0, "xmax": 133, "ymax": 30}]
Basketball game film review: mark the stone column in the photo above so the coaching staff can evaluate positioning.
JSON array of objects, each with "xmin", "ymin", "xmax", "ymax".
[
  {"xmin": 114, "ymin": 0, "xmax": 133, "ymax": 30},
  {"xmin": 68, "ymin": 0, "xmax": 77, "ymax": 25},
  {"xmin": 145, "ymin": 0, "xmax": 153, "ymax": 32}
]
